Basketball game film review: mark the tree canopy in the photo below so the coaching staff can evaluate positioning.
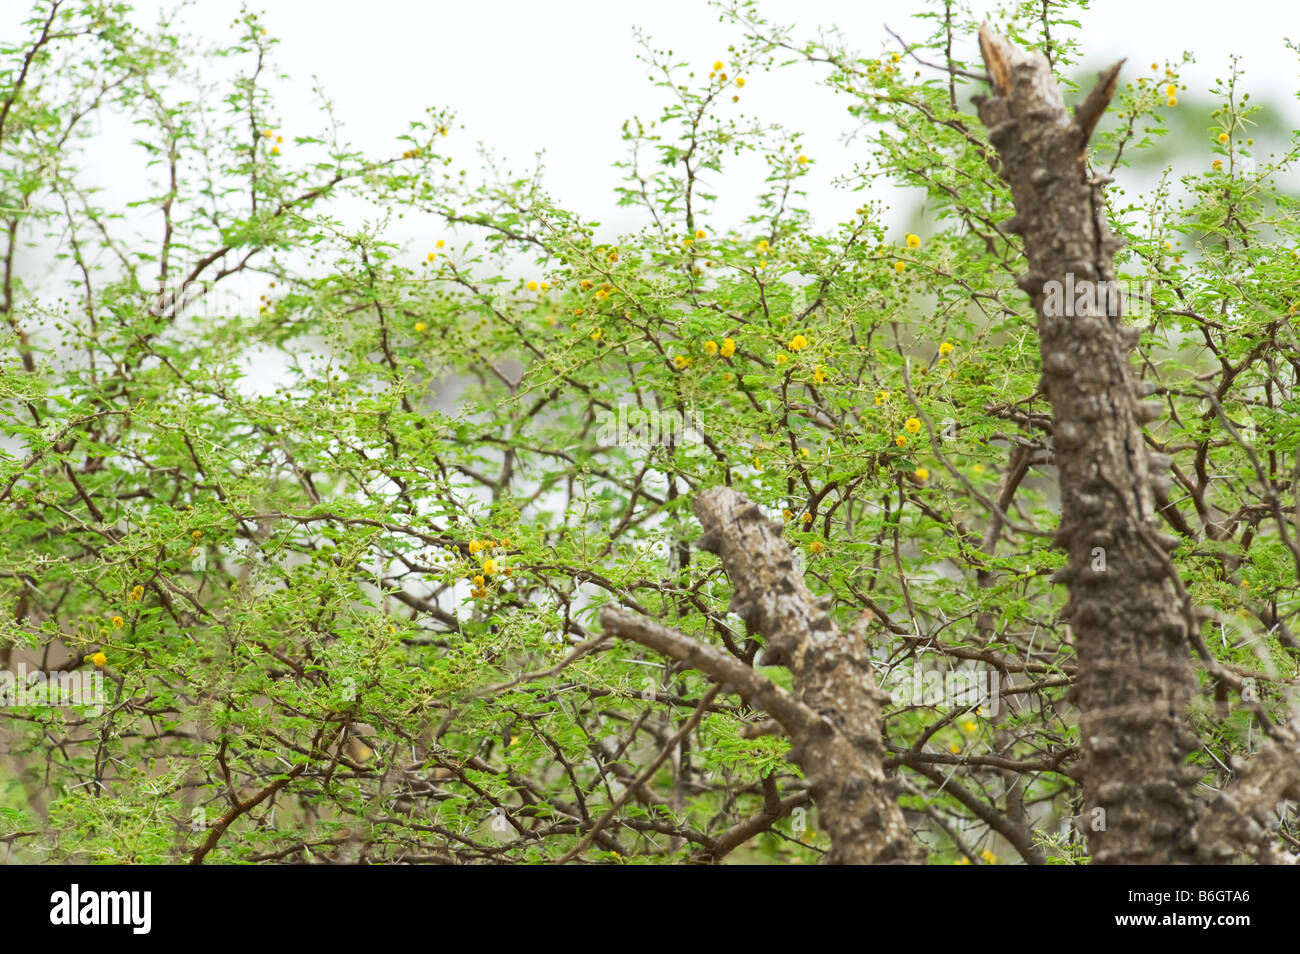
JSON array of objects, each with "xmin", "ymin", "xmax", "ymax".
[{"xmin": 2, "ymin": 0, "xmax": 1298, "ymax": 865}]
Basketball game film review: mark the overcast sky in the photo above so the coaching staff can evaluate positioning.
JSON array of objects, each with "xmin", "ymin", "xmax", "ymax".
[
  {"xmin": 226, "ymin": 0, "xmax": 1300, "ymax": 232},
  {"xmin": 5, "ymin": 0, "xmax": 1299, "ymax": 285}
]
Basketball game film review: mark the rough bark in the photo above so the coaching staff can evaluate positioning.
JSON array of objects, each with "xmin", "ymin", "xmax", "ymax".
[
  {"xmin": 600, "ymin": 486, "xmax": 920, "ymax": 864},
  {"xmin": 971, "ymin": 28, "xmax": 1202, "ymax": 863}
]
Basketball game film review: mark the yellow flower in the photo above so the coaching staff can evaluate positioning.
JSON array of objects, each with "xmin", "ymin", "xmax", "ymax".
[
  {"xmin": 948, "ymin": 743, "xmax": 960, "ymax": 753},
  {"xmin": 875, "ymin": 390, "xmax": 889, "ymax": 406},
  {"xmin": 1218, "ymin": 132, "xmax": 1229, "ymax": 143},
  {"xmin": 894, "ymin": 261, "xmax": 906, "ymax": 273},
  {"xmin": 481, "ymin": 559, "xmax": 498, "ymax": 575},
  {"xmin": 812, "ymin": 366, "xmax": 826, "ymax": 384},
  {"xmin": 1165, "ymin": 84, "xmax": 1177, "ymax": 97},
  {"xmin": 128, "ymin": 585, "xmax": 144, "ymax": 601},
  {"xmin": 713, "ymin": 60, "xmax": 725, "ymax": 71},
  {"xmin": 904, "ymin": 417, "xmax": 921, "ymax": 434},
  {"xmin": 775, "ymin": 353, "xmax": 788, "ymax": 365},
  {"xmin": 92, "ymin": 652, "xmax": 107, "ymax": 668},
  {"xmin": 1212, "ymin": 159, "xmax": 1223, "ymax": 170},
  {"xmin": 270, "ymin": 146, "xmax": 280, "ymax": 155},
  {"xmin": 263, "ymin": 129, "xmax": 272, "ymax": 138},
  {"xmin": 906, "ymin": 233, "xmax": 921, "ymax": 249},
  {"xmin": 736, "ymin": 77, "xmax": 745, "ymax": 88},
  {"xmin": 275, "ymin": 135, "xmax": 283, "ymax": 144},
  {"xmin": 473, "ymin": 575, "xmax": 485, "ymax": 587},
  {"xmin": 674, "ymin": 355, "xmax": 691, "ymax": 369},
  {"xmin": 797, "ymin": 155, "xmax": 809, "ymax": 165},
  {"xmin": 789, "ymin": 334, "xmax": 808, "ymax": 351},
  {"xmin": 801, "ymin": 512, "xmax": 812, "ymax": 524},
  {"xmin": 580, "ymin": 279, "xmax": 593, "ymax": 290},
  {"xmin": 703, "ymin": 340, "xmax": 718, "ymax": 355},
  {"xmin": 758, "ymin": 259, "xmax": 767, "ymax": 269},
  {"xmin": 111, "ymin": 616, "xmax": 124, "ymax": 628},
  {"xmin": 1167, "ymin": 96, "xmax": 1177, "ymax": 107},
  {"xmin": 695, "ymin": 229, "xmax": 706, "ymax": 240},
  {"xmin": 757, "ymin": 239, "xmax": 769, "ymax": 252},
  {"xmin": 436, "ymin": 239, "xmax": 445, "ymax": 248},
  {"xmin": 526, "ymin": 280, "xmax": 539, "ymax": 291},
  {"xmin": 912, "ymin": 467, "xmax": 928, "ymax": 482},
  {"xmin": 981, "ymin": 849, "xmax": 997, "ymax": 864},
  {"xmin": 720, "ymin": 337, "xmax": 736, "ymax": 358},
  {"xmin": 895, "ymin": 434, "xmax": 907, "ymax": 447},
  {"xmin": 426, "ymin": 252, "xmax": 436, "ymax": 262},
  {"xmin": 1151, "ymin": 63, "xmax": 1159, "ymax": 70},
  {"xmin": 809, "ymin": 540, "xmax": 824, "ymax": 554},
  {"xmin": 192, "ymin": 530, "xmax": 202, "ymax": 539},
  {"xmin": 956, "ymin": 856, "xmax": 971, "ymax": 865},
  {"xmin": 414, "ymin": 321, "xmax": 427, "ymax": 332},
  {"xmin": 799, "ymin": 447, "xmax": 809, "ymax": 457},
  {"xmin": 962, "ymin": 720, "xmax": 976, "ymax": 732},
  {"xmin": 590, "ymin": 328, "xmax": 602, "ymax": 341},
  {"xmin": 939, "ymin": 341, "xmax": 954, "ymax": 356},
  {"xmin": 782, "ymin": 509, "xmax": 794, "ymax": 521},
  {"xmin": 509, "ymin": 735, "xmax": 520, "ymax": 746},
  {"xmin": 972, "ymin": 463, "xmax": 985, "ymax": 475}
]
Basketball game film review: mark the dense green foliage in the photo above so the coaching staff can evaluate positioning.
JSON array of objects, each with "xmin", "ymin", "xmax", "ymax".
[{"xmin": 1, "ymin": 0, "xmax": 1297, "ymax": 863}]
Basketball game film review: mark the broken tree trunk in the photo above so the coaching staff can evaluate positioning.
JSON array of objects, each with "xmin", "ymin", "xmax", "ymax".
[
  {"xmin": 971, "ymin": 28, "xmax": 1201, "ymax": 863},
  {"xmin": 600, "ymin": 486, "xmax": 920, "ymax": 864}
]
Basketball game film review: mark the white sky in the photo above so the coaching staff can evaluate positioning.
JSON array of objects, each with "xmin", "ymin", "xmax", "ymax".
[
  {"xmin": 4, "ymin": 0, "xmax": 1299, "ymax": 301},
  {"xmin": 246, "ymin": 0, "xmax": 1298, "ymax": 233}
]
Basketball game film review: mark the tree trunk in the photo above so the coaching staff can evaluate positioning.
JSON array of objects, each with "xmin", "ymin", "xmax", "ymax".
[
  {"xmin": 601, "ymin": 486, "xmax": 920, "ymax": 863},
  {"xmin": 971, "ymin": 28, "xmax": 1201, "ymax": 863}
]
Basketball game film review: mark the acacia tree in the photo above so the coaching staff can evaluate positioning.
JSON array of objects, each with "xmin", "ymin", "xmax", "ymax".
[{"xmin": 1, "ymin": 0, "xmax": 1297, "ymax": 864}]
